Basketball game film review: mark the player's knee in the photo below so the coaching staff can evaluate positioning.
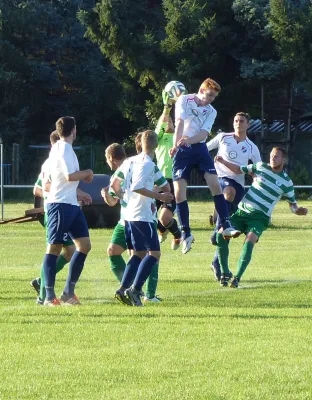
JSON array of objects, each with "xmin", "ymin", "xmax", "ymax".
[
  {"xmin": 223, "ymin": 187, "xmax": 236, "ymax": 202},
  {"xmin": 150, "ymin": 250, "xmax": 161, "ymax": 260}
]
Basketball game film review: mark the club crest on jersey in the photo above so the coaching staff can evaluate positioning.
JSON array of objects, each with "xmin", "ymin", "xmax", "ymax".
[
  {"xmin": 229, "ymin": 150, "xmax": 237, "ymax": 159},
  {"xmin": 275, "ymin": 180, "xmax": 282, "ymax": 187},
  {"xmin": 191, "ymin": 109, "xmax": 199, "ymax": 116},
  {"xmin": 241, "ymin": 146, "xmax": 247, "ymax": 153}
]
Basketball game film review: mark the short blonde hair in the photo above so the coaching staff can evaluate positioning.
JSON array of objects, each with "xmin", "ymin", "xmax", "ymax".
[
  {"xmin": 141, "ymin": 130, "xmax": 158, "ymax": 152},
  {"xmin": 199, "ymin": 78, "xmax": 221, "ymax": 93},
  {"xmin": 105, "ymin": 143, "xmax": 126, "ymax": 160}
]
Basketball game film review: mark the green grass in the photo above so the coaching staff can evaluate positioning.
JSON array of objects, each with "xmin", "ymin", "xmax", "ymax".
[{"xmin": 1, "ymin": 201, "xmax": 312, "ymax": 400}]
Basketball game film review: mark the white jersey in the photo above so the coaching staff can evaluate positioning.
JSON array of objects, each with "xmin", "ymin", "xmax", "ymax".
[
  {"xmin": 46, "ymin": 141, "xmax": 80, "ymax": 206},
  {"xmin": 116, "ymin": 153, "xmax": 167, "ymax": 222},
  {"xmin": 207, "ymin": 132, "xmax": 261, "ymax": 187},
  {"xmin": 34, "ymin": 158, "xmax": 51, "ymax": 212},
  {"xmin": 175, "ymin": 94, "xmax": 217, "ymax": 142}
]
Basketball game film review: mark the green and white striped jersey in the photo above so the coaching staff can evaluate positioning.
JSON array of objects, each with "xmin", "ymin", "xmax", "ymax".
[{"xmin": 239, "ymin": 162, "xmax": 296, "ymax": 217}]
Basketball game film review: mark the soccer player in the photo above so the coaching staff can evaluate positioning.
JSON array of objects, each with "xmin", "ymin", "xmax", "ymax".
[
  {"xmin": 207, "ymin": 112, "xmax": 261, "ymax": 280},
  {"xmin": 102, "ymin": 140, "xmax": 170, "ymax": 302},
  {"xmin": 41, "ymin": 116, "xmax": 93, "ymax": 306},
  {"xmin": 170, "ymin": 78, "xmax": 240, "ymax": 254},
  {"xmin": 111, "ymin": 130, "xmax": 174, "ymax": 306},
  {"xmin": 31, "ymin": 130, "xmax": 92, "ymax": 304},
  {"xmin": 215, "ymin": 147, "xmax": 308, "ymax": 287},
  {"xmin": 155, "ymin": 103, "xmax": 182, "ymax": 250}
]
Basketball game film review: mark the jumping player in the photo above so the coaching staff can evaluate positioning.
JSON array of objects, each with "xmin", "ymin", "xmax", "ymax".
[{"xmin": 170, "ymin": 78, "xmax": 240, "ymax": 254}]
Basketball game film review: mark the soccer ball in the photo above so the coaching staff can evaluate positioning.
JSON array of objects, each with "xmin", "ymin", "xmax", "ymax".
[{"xmin": 163, "ymin": 81, "xmax": 187, "ymax": 102}]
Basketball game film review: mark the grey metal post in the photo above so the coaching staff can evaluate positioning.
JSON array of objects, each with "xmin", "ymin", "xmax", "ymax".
[{"xmin": 0, "ymin": 138, "xmax": 3, "ymax": 221}]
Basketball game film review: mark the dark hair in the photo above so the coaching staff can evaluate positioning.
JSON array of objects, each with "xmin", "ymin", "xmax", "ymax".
[
  {"xmin": 55, "ymin": 116, "xmax": 76, "ymax": 138},
  {"xmin": 272, "ymin": 146, "xmax": 287, "ymax": 158},
  {"xmin": 105, "ymin": 143, "xmax": 126, "ymax": 160},
  {"xmin": 50, "ymin": 130, "xmax": 60, "ymax": 145},
  {"xmin": 235, "ymin": 112, "xmax": 251, "ymax": 122}
]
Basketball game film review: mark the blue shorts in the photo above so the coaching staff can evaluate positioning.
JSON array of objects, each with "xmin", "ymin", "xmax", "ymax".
[
  {"xmin": 46, "ymin": 203, "xmax": 89, "ymax": 244},
  {"xmin": 219, "ymin": 177, "xmax": 245, "ymax": 210},
  {"xmin": 172, "ymin": 143, "xmax": 216, "ymax": 182},
  {"xmin": 125, "ymin": 221, "xmax": 160, "ymax": 252}
]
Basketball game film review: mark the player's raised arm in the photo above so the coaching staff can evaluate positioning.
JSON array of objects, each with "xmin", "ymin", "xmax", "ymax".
[{"xmin": 214, "ymin": 155, "xmax": 244, "ymax": 175}]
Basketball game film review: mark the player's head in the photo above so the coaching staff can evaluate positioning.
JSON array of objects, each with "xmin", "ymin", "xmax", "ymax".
[
  {"xmin": 198, "ymin": 78, "xmax": 221, "ymax": 105},
  {"xmin": 55, "ymin": 116, "xmax": 76, "ymax": 139},
  {"xmin": 233, "ymin": 112, "xmax": 250, "ymax": 134},
  {"xmin": 165, "ymin": 116, "xmax": 175, "ymax": 134},
  {"xmin": 141, "ymin": 130, "xmax": 158, "ymax": 153},
  {"xmin": 50, "ymin": 130, "xmax": 60, "ymax": 145},
  {"xmin": 135, "ymin": 132, "xmax": 143, "ymax": 154},
  {"xmin": 105, "ymin": 143, "xmax": 126, "ymax": 171},
  {"xmin": 270, "ymin": 147, "xmax": 287, "ymax": 171}
]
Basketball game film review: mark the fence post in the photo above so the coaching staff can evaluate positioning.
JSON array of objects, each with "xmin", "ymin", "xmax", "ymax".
[
  {"xmin": 0, "ymin": 137, "xmax": 4, "ymax": 221},
  {"xmin": 12, "ymin": 143, "xmax": 20, "ymax": 185}
]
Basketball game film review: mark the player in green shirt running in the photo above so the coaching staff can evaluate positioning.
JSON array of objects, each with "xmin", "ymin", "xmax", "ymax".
[
  {"xmin": 155, "ymin": 96, "xmax": 182, "ymax": 250},
  {"xmin": 214, "ymin": 147, "xmax": 308, "ymax": 288}
]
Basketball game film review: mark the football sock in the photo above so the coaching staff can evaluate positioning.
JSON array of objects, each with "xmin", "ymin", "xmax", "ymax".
[
  {"xmin": 157, "ymin": 220, "xmax": 167, "ymax": 234},
  {"xmin": 133, "ymin": 255, "xmax": 158, "ymax": 291},
  {"xmin": 212, "ymin": 251, "xmax": 220, "ymax": 268},
  {"xmin": 145, "ymin": 262, "xmax": 159, "ymax": 299},
  {"xmin": 63, "ymin": 251, "xmax": 87, "ymax": 296},
  {"xmin": 43, "ymin": 254, "xmax": 58, "ymax": 301},
  {"xmin": 235, "ymin": 241, "xmax": 254, "ymax": 279},
  {"xmin": 216, "ymin": 233, "xmax": 230, "ymax": 274},
  {"xmin": 215, "ymin": 199, "xmax": 232, "ymax": 229},
  {"xmin": 39, "ymin": 254, "xmax": 68, "ymax": 301},
  {"xmin": 176, "ymin": 200, "xmax": 190, "ymax": 239},
  {"xmin": 213, "ymin": 194, "xmax": 229, "ymax": 224},
  {"xmin": 165, "ymin": 219, "xmax": 182, "ymax": 239},
  {"xmin": 121, "ymin": 255, "xmax": 142, "ymax": 289},
  {"xmin": 109, "ymin": 255, "xmax": 126, "ymax": 282}
]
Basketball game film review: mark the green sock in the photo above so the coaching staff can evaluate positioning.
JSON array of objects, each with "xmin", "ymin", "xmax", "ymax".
[
  {"xmin": 235, "ymin": 241, "xmax": 254, "ymax": 280},
  {"xmin": 145, "ymin": 262, "xmax": 159, "ymax": 299},
  {"xmin": 39, "ymin": 254, "xmax": 69, "ymax": 301},
  {"xmin": 216, "ymin": 233, "xmax": 230, "ymax": 274},
  {"xmin": 109, "ymin": 255, "xmax": 126, "ymax": 282}
]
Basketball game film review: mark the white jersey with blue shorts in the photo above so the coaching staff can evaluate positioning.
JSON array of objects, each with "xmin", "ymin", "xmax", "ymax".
[{"xmin": 46, "ymin": 140, "xmax": 89, "ymax": 244}]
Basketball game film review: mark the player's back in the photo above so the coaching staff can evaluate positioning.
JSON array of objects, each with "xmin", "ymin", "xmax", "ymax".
[
  {"xmin": 121, "ymin": 153, "xmax": 156, "ymax": 222},
  {"xmin": 47, "ymin": 141, "xmax": 79, "ymax": 206}
]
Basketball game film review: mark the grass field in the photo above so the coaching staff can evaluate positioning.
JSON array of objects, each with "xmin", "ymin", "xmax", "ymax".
[{"xmin": 1, "ymin": 201, "xmax": 312, "ymax": 400}]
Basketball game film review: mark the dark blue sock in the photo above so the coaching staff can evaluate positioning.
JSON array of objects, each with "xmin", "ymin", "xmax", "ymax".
[
  {"xmin": 213, "ymin": 194, "xmax": 229, "ymax": 224},
  {"xmin": 43, "ymin": 254, "xmax": 58, "ymax": 301},
  {"xmin": 121, "ymin": 255, "xmax": 142, "ymax": 288},
  {"xmin": 216, "ymin": 200, "xmax": 232, "ymax": 229},
  {"xmin": 63, "ymin": 251, "xmax": 87, "ymax": 296},
  {"xmin": 176, "ymin": 200, "xmax": 190, "ymax": 239},
  {"xmin": 132, "ymin": 255, "xmax": 158, "ymax": 291}
]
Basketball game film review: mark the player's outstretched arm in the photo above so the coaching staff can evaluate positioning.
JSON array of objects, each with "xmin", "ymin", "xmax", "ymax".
[
  {"xmin": 66, "ymin": 169, "xmax": 93, "ymax": 183},
  {"xmin": 289, "ymin": 203, "xmax": 308, "ymax": 216},
  {"xmin": 134, "ymin": 188, "xmax": 173, "ymax": 203},
  {"xmin": 214, "ymin": 155, "xmax": 243, "ymax": 174}
]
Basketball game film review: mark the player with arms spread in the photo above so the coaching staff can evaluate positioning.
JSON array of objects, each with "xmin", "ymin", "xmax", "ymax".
[{"xmin": 215, "ymin": 147, "xmax": 308, "ymax": 288}]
